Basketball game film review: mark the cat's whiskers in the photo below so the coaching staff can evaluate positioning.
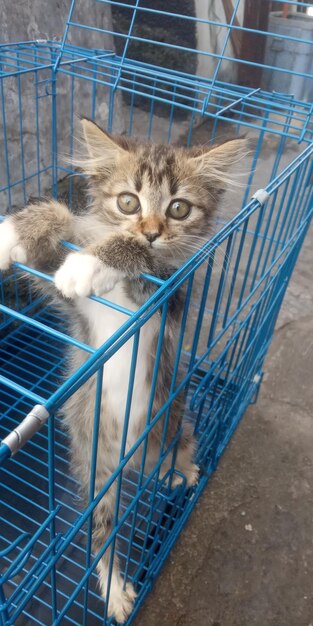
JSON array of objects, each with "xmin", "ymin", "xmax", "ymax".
[
  {"xmin": 182, "ymin": 234, "xmax": 233, "ymax": 266},
  {"xmin": 178, "ymin": 237, "xmax": 234, "ymax": 295}
]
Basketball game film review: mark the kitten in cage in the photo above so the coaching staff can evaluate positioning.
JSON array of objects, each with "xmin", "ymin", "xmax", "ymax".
[{"xmin": 0, "ymin": 119, "xmax": 244, "ymax": 623}]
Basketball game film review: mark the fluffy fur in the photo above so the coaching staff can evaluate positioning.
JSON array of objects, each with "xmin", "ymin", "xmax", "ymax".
[{"xmin": 0, "ymin": 119, "xmax": 245, "ymax": 622}]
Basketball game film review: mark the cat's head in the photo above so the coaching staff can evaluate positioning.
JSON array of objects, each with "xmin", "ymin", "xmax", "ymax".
[{"xmin": 79, "ymin": 119, "xmax": 246, "ymax": 260}]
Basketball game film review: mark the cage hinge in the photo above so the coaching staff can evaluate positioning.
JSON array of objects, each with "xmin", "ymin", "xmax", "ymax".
[
  {"xmin": 251, "ymin": 189, "xmax": 270, "ymax": 205},
  {"xmin": 1, "ymin": 404, "xmax": 50, "ymax": 456}
]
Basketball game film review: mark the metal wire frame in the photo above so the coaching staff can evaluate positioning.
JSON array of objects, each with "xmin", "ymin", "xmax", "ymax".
[
  {"xmin": 0, "ymin": 40, "xmax": 312, "ymax": 218},
  {"xmin": 1, "ymin": 40, "xmax": 313, "ymax": 154},
  {"xmin": 1, "ymin": 1, "xmax": 313, "ymax": 623},
  {"xmin": 56, "ymin": 52, "xmax": 313, "ymax": 141},
  {"xmin": 58, "ymin": 0, "xmax": 313, "ymax": 89},
  {"xmin": 3, "ymin": 0, "xmax": 313, "ymax": 87},
  {"xmin": 1, "ymin": 135, "xmax": 312, "ymax": 623}
]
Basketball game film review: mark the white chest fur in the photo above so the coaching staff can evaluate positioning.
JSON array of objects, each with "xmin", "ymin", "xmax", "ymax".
[{"xmin": 77, "ymin": 283, "xmax": 158, "ymax": 441}]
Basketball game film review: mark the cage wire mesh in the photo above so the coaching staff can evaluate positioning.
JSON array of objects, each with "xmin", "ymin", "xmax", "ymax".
[{"xmin": 0, "ymin": 1, "xmax": 313, "ymax": 624}]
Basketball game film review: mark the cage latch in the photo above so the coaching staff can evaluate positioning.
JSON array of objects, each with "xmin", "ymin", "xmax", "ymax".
[
  {"xmin": 1, "ymin": 404, "xmax": 50, "ymax": 456},
  {"xmin": 251, "ymin": 189, "xmax": 270, "ymax": 206}
]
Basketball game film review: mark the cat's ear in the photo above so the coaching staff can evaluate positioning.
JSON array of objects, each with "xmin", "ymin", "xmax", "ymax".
[
  {"xmin": 80, "ymin": 118, "xmax": 128, "ymax": 174},
  {"xmin": 189, "ymin": 138, "xmax": 248, "ymax": 192}
]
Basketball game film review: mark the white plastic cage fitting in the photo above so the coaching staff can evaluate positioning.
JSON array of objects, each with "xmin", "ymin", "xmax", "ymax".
[
  {"xmin": 251, "ymin": 189, "xmax": 270, "ymax": 205},
  {"xmin": 2, "ymin": 404, "xmax": 50, "ymax": 456}
]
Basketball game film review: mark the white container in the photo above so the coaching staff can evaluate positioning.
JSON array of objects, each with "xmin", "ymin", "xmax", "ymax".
[{"xmin": 263, "ymin": 11, "xmax": 313, "ymax": 101}]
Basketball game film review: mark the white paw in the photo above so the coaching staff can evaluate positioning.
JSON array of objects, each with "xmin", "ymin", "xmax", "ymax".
[
  {"xmin": 107, "ymin": 581, "xmax": 137, "ymax": 623},
  {"xmin": 185, "ymin": 463, "xmax": 200, "ymax": 487},
  {"xmin": 0, "ymin": 220, "xmax": 27, "ymax": 270},
  {"xmin": 54, "ymin": 252, "xmax": 121, "ymax": 298},
  {"xmin": 168, "ymin": 464, "xmax": 200, "ymax": 489}
]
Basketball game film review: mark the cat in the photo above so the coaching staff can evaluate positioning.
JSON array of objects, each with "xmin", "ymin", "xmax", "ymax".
[{"xmin": 0, "ymin": 119, "xmax": 244, "ymax": 622}]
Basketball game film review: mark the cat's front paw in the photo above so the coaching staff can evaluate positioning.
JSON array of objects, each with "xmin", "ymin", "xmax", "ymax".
[
  {"xmin": 54, "ymin": 252, "xmax": 121, "ymax": 298},
  {"xmin": 0, "ymin": 219, "xmax": 27, "ymax": 270}
]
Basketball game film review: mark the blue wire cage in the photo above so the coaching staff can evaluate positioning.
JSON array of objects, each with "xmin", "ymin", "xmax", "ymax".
[{"xmin": 1, "ymin": 1, "xmax": 313, "ymax": 624}]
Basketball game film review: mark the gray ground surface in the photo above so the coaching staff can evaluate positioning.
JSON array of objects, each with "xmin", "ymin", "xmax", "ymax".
[{"xmin": 134, "ymin": 139, "xmax": 313, "ymax": 626}]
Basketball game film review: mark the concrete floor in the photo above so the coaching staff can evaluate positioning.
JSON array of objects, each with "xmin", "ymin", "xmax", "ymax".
[{"xmin": 134, "ymin": 150, "xmax": 313, "ymax": 626}]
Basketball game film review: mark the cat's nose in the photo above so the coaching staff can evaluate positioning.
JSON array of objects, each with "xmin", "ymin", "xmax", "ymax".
[{"xmin": 144, "ymin": 231, "xmax": 160, "ymax": 243}]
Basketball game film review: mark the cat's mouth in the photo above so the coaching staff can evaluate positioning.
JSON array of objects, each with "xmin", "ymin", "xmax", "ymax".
[
  {"xmin": 129, "ymin": 231, "xmax": 175, "ymax": 255},
  {"xmin": 132, "ymin": 232, "xmax": 163, "ymax": 250}
]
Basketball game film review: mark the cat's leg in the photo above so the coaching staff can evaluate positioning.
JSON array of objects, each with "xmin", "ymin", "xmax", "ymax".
[
  {"xmin": 67, "ymin": 400, "xmax": 137, "ymax": 623},
  {"xmin": 92, "ymin": 486, "xmax": 137, "ymax": 623},
  {"xmin": 171, "ymin": 422, "xmax": 199, "ymax": 488},
  {"xmin": 70, "ymin": 442, "xmax": 137, "ymax": 622},
  {"xmin": 156, "ymin": 421, "xmax": 199, "ymax": 489},
  {"xmin": 0, "ymin": 200, "xmax": 73, "ymax": 270}
]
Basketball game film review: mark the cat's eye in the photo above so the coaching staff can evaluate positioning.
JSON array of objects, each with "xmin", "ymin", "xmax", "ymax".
[
  {"xmin": 117, "ymin": 193, "xmax": 140, "ymax": 214},
  {"xmin": 167, "ymin": 199, "xmax": 191, "ymax": 220}
]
